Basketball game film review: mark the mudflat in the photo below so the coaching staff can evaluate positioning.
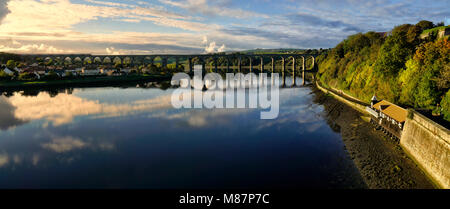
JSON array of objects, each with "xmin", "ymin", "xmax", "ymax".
[{"xmin": 312, "ymin": 87, "xmax": 435, "ymax": 189}]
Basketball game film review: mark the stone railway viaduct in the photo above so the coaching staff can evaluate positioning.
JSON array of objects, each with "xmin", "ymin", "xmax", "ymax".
[{"xmin": 20, "ymin": 53, "xmax": 318, "ymax": 75}]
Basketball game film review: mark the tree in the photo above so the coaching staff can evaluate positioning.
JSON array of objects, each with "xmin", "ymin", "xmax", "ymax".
[
  {"xmin": 441, "ymin": 90, "xmax": 450, "ymax": 121},
  {"xmin": 6, "ymin": 60, "xmax": 16, "ymax": 69},
  {"xmin": 435, "ymin": 22, "xmax": 445, "ymax": 27},
  {"xmin": 416, "ymin": 20, "xmax": 434, "ymax": 31},
  {"xmin": 18, "ymin": 72, "xmax": 37, "ymax": 81}
]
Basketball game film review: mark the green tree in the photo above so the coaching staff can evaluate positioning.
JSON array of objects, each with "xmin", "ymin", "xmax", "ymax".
[
  {"xmin": 441, "ymin": 90, "xmax": 450, "ymax": 120},
  {"xmin": 416, "ymin": 20, "xmax": 434, "ymax": 31},
  {"xmin": 18, "ymin": 72, "xmax": 37, "ymax": 81},
  {"xmin": 6, "ymin": 60, "xmax": 16, "ymax": 69}
]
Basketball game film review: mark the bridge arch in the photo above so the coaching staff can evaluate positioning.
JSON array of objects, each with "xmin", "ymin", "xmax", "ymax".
[
  {"xmin": 93, "ymin": 57, "xmax": 102, "ymax": 64},
  {"xmin": 103, "ymin": 57, "xmax": 112, "ymax": 64},
  {"xmin": 64, "ymin": 57, "xmax": 72, "ymax": 65},
  {"xmin": 305, "ymin": 55, "xmax": 316, "ymax": 71},
  {"xmin": 83, "ymin": 57, "xmax": 92, "ymax": 65},
  {"xmin": 73, "ymin": 57, "xmax": 82, "ymax": 64},
  {"xmin": 113, "ymin": 57, "xmax": 122, "ymax": 65}
]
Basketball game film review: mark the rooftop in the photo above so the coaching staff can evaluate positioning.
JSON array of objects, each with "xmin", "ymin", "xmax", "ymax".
[{"xmin": 373, "ymin": 100, "xmax": 408, "ymax": 123}]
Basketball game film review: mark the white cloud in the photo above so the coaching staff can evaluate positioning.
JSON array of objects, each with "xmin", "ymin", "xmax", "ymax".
[
  {"xmin": 204, "ymin": 41, "xmax": 216, "ymax": 53},
  {"xmin": 204, "ymin": 40, "xmax": 226, "ymax": 53},
  {"xmin": 0, "ymin": 0, "xmax": 10, "ymax": 23},
  {"xmin": 217, "ymin": 44, "xmax": 226, "ymax": 52},
  {"xmin": 160, "ymin": 0, "xmax": 268, "ymax": 19},
  {"xmin": 0, "ymin": 153, "xmax": 9, "ymax": 167},
  {"xmin": 41, "ymin": 136, "xmax": 87, "ymax": 153},
  {"xmin": 0, "ymin": 42, "xmax": 67, "ymax": 53},
  {"xmin": 106, "ymin": 47, "xmax": 121, "ymax": 55}
]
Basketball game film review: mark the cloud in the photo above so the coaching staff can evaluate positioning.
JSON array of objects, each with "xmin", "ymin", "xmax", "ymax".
[
  {"xmin": 0, "ymin": 40, "xmax": 67, "ymax": 53},
  {"xmin": 0, "ymin": 0, "xmax": 448, "ymax": 54},
  {"xmin": 286, "ymin": 13, "xmax": 363, "ymax": 32},
  {"xmin": 0, "ymin": 0, "xmax": 10, "ymax": 24},
  {"xmin": 160, "ymin": 0, "xmax": 268, "ymax": 19},
  {"xmin": 0, "ymin": 153, "xmax": 8, "ymax": 167},
  {"xmin": 106, "ymin": 47, "xmax": 121, "ymax": 55},
  {"xmin": 0, "ymin": 95, "xmax": 25, "ymax": 130},
  {"xmin": 204, "ymin": 41, "xmax": 216, "ymax": 53},
  {"xmin": 217, "ymin": 44, "xmax": 225, "ymax": 52},
  {"xmin": 219, "ymin": 26, "xmax": 342, "ymax": 49},
  {"xmin": 204, "ymin": 41, "xmax": 226, "ymax": 53},
  {"xmin": 202, "ymin": 36, "xmax": 208, "ymax": 44},
  {"xmin": 41, "ymin": 136, "xmax": 87, "ymax": 153}
]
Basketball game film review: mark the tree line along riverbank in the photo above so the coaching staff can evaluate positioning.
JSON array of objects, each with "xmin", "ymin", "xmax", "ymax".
[{"xmin": 315, "ymin": 20, "xmax": 449, "ymax": 122}]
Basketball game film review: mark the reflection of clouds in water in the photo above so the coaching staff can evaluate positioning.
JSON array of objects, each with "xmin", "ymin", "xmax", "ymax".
[
  {"xmin": 41, "ymin": 136, "xmax": 88, "ymax": 153},
  {"xmin": 253, "ymin": 96, "xmax": 324, "ymax": 133},
  {"xmin": 7, "ymin": 92, "xmax": 174, "ymax": 126},
  {"xmin": 4, "ymin": 88, "xmax": 283, "ymax": 128},
  {"xmin": 40, "ymin": 133, "xmax": 116, "ymax": 153},
  {"xmin": 0, "ymin": 134, "xmax": 116, "ymax": 168},
  {"xmin": 0, "ymin": 153, "xmax": 9, "ymax": 167},
  {"xmin": 156, "ymin": 108, "xmax": 252, "ymax": 127},
  {"xmin": 0, "ymin": 152, "xmax": 42, "ymax": 168},
  {"xmin": 0, "ymin": 96, "xmax": 26, "ymax": 130}
]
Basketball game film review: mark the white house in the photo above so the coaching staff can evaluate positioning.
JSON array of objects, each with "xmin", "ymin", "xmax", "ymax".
[
  {"xmin": 34, "ymin": 72, "xmax": 41, "ymax": 79},
  {"xmin": 3, "ymin": 67, "xmax": 16, "ymax": 75},
  {"xmin": 120, "ymin": 67, "xmax": 132, "ymax": 74},
  {"xmin": 81, "ymin": 67, "xmax": 100, "ymax": 75}
]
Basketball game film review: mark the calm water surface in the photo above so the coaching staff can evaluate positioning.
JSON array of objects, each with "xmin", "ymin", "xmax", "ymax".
[{"xmin": 0, "ymin": 77, "xmax": 365, "ymax": 188}]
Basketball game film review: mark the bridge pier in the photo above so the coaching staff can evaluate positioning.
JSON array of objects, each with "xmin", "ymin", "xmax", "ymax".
[
  {"xmin": 260, "ymin": 57, "xmax": 264, "ymax": 73},
  {"xmin": 227, "ymin": 58, "xmax": 230, "ymax": 73},
  {"xmin": 188, "ymin": 58, "xmax": 193, "ymax": 73},
  {"xmin": 249, "ymin": 57, "xmax": 253, "ymax": 73},
  {"xmin": 162, "ymin": 57, "xmax": 167, "ymax": 68},
  {"xmin": 292, "ymin": 57, "xmax": 295, "ymax": 77},
  {"xmin": 302, "ymin": 56, "xmax": 305, "ymax": 86},
  {"xmin": 271, "ymin": 57, "xmax": 274, "ymax": 74},
  {"xmin": 281, "ymin": 57, "xmax": 285, "ymax": 76},
  {"xmin": 214, "ymin": 58, "xmax": 218, "ymax": 73},
  {"xmin": 201, "ymin": 59, "xmax": 206, "ymax": 74},
  {"xmin": 238, "ymin": 57, "xmax": 242, "ymax": 72}
]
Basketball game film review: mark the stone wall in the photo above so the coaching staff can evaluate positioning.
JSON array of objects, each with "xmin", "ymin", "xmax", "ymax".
[
  {"xmin": 400, "ymin": 110, "xmax": 450, "ymax": 188},
  {"xmin": 315, "ymin": 81, "xmax": 367, "ymax": 114}
]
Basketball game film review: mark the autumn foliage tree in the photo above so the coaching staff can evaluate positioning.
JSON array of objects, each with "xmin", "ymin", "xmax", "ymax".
[{"xmin": 317, "ymin": 20, "xmax": 450, "ymax": 121}]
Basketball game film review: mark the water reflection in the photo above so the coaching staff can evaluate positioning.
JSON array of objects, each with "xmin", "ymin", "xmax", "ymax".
[{"xmin": 0, "ymin": 77, "xmax": 365, "ymax": 188}]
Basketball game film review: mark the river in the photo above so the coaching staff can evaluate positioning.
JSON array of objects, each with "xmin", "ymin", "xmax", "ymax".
[{"xmin": 0, "ymin": 76, "xmax": 366, "ymax": 188}]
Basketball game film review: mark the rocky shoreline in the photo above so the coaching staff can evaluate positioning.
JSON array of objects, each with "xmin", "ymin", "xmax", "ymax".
[{"xmin": 312, "ymin": 86, "xmax": 435, "ymax": 189}]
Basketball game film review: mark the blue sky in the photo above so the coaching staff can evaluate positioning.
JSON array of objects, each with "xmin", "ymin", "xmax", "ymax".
[{"xmin": 0, "ymin": 0, "xmax": 448, "ymax": 54}]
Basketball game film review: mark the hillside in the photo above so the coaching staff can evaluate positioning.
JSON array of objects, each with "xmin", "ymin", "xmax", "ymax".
[{"xmin": 316, "ymin": 21, "xmax": 450, "ymax": 121}]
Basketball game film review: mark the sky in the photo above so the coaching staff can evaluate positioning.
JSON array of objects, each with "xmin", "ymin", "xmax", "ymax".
[{"xmin": 0, "ymin": 0, "xmax": 448, "ymax": 55}]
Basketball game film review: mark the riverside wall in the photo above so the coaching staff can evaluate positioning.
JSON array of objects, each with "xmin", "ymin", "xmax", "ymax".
[{"xmin": 400, "ymin": 110, "xmax": 450, "ymax": 188}]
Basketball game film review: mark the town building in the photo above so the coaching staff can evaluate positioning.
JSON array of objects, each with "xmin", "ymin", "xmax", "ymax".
[
  {"xmin": 81, "ymin": 66, "xmax": 100, "ymax": 75},
  {"xmin": 100, "ymin": 67, "xmax": 116, "ymax": 75},
  {"xmin": 2, "ymin": 67, "xmax": 16, "ymax": 75}
]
